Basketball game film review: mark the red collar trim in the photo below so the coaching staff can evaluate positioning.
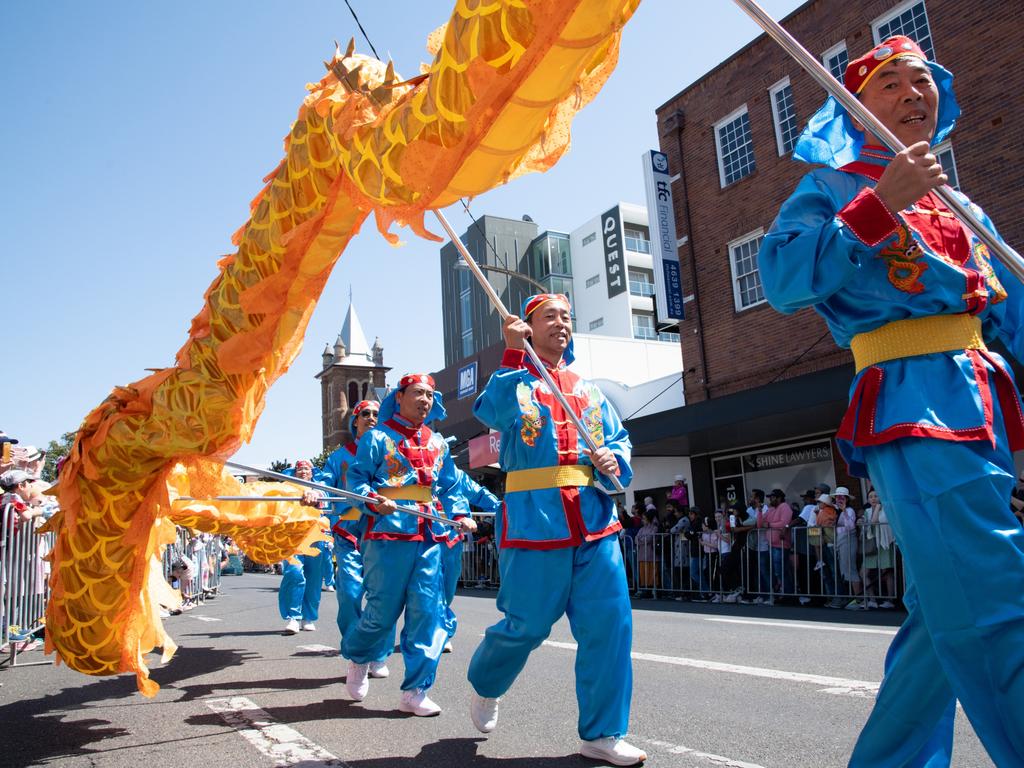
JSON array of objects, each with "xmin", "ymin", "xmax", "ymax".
[
  {"xmin": 838, "ymin": 160, "xmax": 885, "ymax": 182},
  {"xmin": 344, "ymin": 442, "xmax": 358, "ymax": 456},
  {"xmin": 385, "ymin": 418, "xmax": 429, "ymax": 442}
]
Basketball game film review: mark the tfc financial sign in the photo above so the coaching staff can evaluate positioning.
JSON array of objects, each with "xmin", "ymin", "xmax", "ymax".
[
  {"xmin": 600, "ymin": 206, "xmax": 627, "ymax": 299},
  {"xmin": 641, "ymin": 150, "xmax": 685, "ymax": 325}
]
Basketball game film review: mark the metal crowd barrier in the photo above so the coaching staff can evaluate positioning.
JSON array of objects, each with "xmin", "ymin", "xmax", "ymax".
[
  {"xmin": 161, "ymin": 528, "xmax": 225, "ymax": 608},
  {"xmin": 1, "ymin": 503, "xmax": 55, "ymax": 667},
  {"xmin": 619, "ymin": 524, "xmax": 904, "ymax": 608},
  {"xmin": 458, "ymin": 534, "xmax": 500, "ymax": 589}
]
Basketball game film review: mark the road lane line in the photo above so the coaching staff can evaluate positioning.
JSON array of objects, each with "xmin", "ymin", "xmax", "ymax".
[
  {"xmin": 542, "ymin": 640, "xmax": 879, "ymax": 698},
  {"xmin": 704, "ymin": 617, "xmax": 897, "ymax": 635},
  {"xmin": 206, "ymin": 695, "xmax": 349, "ymax": 766},
  {"xmin": 188, "ymin": 615, "xmax": 222, "ymax": 622},
  {"xmin": 297, "ymin": 644, "xmax": 339, "ymax": 655},
  {"xmin": 633, "ymin": 735, "xmax": 767, "ymax": 768}
]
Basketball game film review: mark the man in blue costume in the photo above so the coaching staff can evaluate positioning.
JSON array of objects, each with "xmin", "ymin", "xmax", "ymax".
[
  {"xmin": 320, "ymin": 399, "xmax": 390, "ymax": 680},
  {"xmin": 466, "ymin": 293, "xmax": 645, "ymax": 767},
  {"xmin": 342, "ymin": 374, "xmax": 474, "ymax": 717},
  {"xmin": 759, "ymin": 36, "xmax": 1024, "ymax": 767},
  {"xmin": 278, "ymin": 459, "xmax": 328, "ymax": 634}
]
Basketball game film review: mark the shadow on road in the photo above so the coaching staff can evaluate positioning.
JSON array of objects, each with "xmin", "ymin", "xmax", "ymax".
[
  {"xmin": 343, "ymin": 737, "xmax": 602, "ymax": 767},
  {"xmin": 2, "ymin": 645, "xmax": 251, "ymax": 765}
]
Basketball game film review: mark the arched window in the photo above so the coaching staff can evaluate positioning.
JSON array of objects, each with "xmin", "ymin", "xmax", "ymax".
[
  {"xmin": 348, "ymin": 381, "xmax": 360, "ymax": 408},
  {"xmin": 362, "ymin": 381, "xmax": 369, "ymax": 398}
]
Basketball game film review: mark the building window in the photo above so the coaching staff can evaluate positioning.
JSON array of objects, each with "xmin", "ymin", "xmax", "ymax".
[
  {"xmin": 873, "ymin": 0, "xmax": 934, "ymax": 59},
  {"xmin": 589, "ymin": 317, "xmax": 604, "ymax": 331},
  {"xmin": 729, "ymin": 229, "xmax": 766, "ymax": 311},
  {"xmin": 658, "ymin": 329, "xmax": 681, "ymax": 343},
  {"xmin": 348, "ymin": 381, "xmax": 360, "ymax": 408},
  {"xmin": 714, "ymin": 106, "xmax": 756, "ymax": 187},
  {"xmin": 581, "ymin": 232, "xmax": 597, "ymax": 247},
  {"xmin": 461, "ymin": 328, "xmax": 473, "ymax": 358},
  {"xmin": 546, "ymin": 275, "xmax": 574, "ymax": 309},
  {"xmin": 631, "ymin": 312, "xmax": 657, "ymax": 341},
  {"xmin": 585, "ymin": 273, "xmax": 601, "ymax": 288},
  {"xmin": 624, "ymin": 228, "xmax": 652, "ymax": 254},
  {"xmin": 933, "ymin": 140, "xmax": 960, "ymax": 190},
  {"xmin": 822, "ymin": 41, "xmax": 849, "ymax": 81},
  {"xmin": 769, "ymin": 77, "xmax": 799, "ymax": 156},
  {"xmin": 628, "ymin": 268, "xmax": 655, "ymax": 297}
]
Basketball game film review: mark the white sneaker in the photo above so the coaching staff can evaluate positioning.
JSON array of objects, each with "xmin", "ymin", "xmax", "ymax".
[
  {"xmin": 845, "ymin": 599, "xmax": 867, "ymax": 611},
  {"xmin": 723, "ymin": 592, "xmax": 739, "ymax": 604},
  {"xmin": 753, "ymin": 596, "xmax": 765, "ymax": 604},
  {"xmin": 368, "ymin": 660, "xmax": 390, "ymax": 679},
  {"xmin": 443, "ymin": 639, "xmax": 453, "ymax": 653},
  {"xmin": 879, "ymin": 600, "xmax": 895, "ymax": 609},
  {"xmin": 301, "ymin": 621, "xmax": 316, "ymax": 631},
  {"xmin": 866, "ymin": 599, "xmax": 879, "ymax": 609},
  {"xmin": 798, "ymin": 596, "xmax": 811, "ymax": 605},
  {"xmin": 398, "ymin": 688, "xmax": 441, "ymax": 717},
  {"xmin": 813, "ymin": 561, "xmax": 824, "ymax": 571},
  {"xmin": 579, "ymin": 737, "xmax": 647, "ymax": 766},
  {"xmin": 284, "ymin": 619, "xmax": 300, "ymax": 634},
  {"xmin": 346, "ymin": 661, "xmax": 369, "ymax": 701},
  {"xmin": 710, "ymin": 594, "xmax": 722, "ymax": 603},
  {"xmin": 470, "ymin": 692, "xmax": 500, "ymax": 733}
]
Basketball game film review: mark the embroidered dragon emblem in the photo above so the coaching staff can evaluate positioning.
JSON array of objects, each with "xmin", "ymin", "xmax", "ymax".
[
  {"xmin": 516, "ymin": 381, "xmax": 544, "ymax": 448},
  {"xmin": 970, "ymin": 241, "xmax": 1007, "ymax": 305},
  {"xmin": 877, "ymin": 226, "xmax": 928, "ymax": 294},
  {"xmin": 382, "ymin": 435, "xmax": 408, "ymax": 486},
  {"xmin": 580, "ymin": 383, "xmax": 605, "ymax": 448}
]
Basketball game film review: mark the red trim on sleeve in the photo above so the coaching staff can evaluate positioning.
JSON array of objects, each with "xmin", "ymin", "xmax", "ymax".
[
  {"xmin": 837, "ymin": 187, "xmax": 902, "ymax": 247},
  {"xmin": 501, "ymin": 348, "xmax": 527, "ymax": 369}
]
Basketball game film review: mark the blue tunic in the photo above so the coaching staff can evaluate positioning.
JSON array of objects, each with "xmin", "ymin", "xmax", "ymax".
[{"xmin": 472, "ymin": 348, "xmax": 633, "ymax": 547}]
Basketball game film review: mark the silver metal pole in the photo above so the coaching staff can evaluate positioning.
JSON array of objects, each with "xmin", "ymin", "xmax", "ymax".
[
  {"xmin": 176, "ymin": 495, "xmax": 352, "ymax": 503},
  {"xmin": 730, "ymin": 0, "xmax": 1024, "ymax": 283},
  {"xmin": 432, "ymin": 209, "xmax": 627, "ymax": 493},
  {"xmin": 222, "ymin": 460, "xmax": 458, "ymax": 527}
]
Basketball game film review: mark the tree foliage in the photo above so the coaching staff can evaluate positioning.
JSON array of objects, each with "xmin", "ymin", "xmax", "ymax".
[{"xmin": 42, "ymin": 431, "xmax": 77, "ymax": 482}]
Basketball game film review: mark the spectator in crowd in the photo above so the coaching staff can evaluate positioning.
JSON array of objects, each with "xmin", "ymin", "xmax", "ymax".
[
  {"xmin": 634, "ymin": 509, "xmax": 659, "ymax": 599},
  {"xmin": 669, "ymin": 505, "xmax": 691, "ymax": 599},
  {"xmin": 745, "ymin": 489, "xmax": 771, "ymax": 602},
  {"xmin": 719, "ymin": 506, "xmax": 744, "ymax": 602},
  {"xmin": 860, "ymin": 489, "xmax": 897, "ymax": 609},
  {"xmin": 1, "ymin": 469, "xmax": 51, "ymax": 524},
  {"xmin": 759, "ymin": 489, "xmax": 795, "ymax": 603},
  {"xmin": 684, "ymin": 508, "xmax": 710, "ymax": 601},
  {"xmin": 701, "ymin": 514, "xmax": 722, "ymax": 601},
  {"xmin": 815, "ymin": 494, "xmax": 843, "ymax": 608},
  {"xmin": 629, "ymin": 502, "xmax": 643, "ymax": 529},
  {"xmin": 669, "ymin": 475, "xmax": 689, "ymax": 512},
  {"xmin": 834, "ymin": 487, "xmax": 866, "ymax": 610},
  {"xmin": 792, "ymin": 489, "xmax": 819, "ymax": 605}
]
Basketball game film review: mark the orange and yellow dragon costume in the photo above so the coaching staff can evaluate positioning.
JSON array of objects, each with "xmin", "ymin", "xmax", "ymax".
[{"xmin": 46, "ymin": 0, "xmax": 639, "ymax": 695}]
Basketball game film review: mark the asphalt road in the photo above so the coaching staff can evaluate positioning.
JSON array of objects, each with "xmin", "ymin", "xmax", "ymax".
[{"xmin": 0, "ymin": 573, "xmax": 992, "ymax": 767}]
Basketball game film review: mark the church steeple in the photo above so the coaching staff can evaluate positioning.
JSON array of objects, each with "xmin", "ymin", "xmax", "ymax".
[{"xmin": 316, "ymin": 292, "xmax": 390, "ymax": 450}]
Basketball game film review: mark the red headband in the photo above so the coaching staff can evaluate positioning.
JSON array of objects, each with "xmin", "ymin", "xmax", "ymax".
[
  {"xmin": 398, "ymin": 373, "xmax": 435, "ymax": 391},
  {"xmin": 523, "ymin": 293, "xmax": 571, "ymax": 319},
  {"xmin": 844, "ymin": 36, "xmax": 927, "ymax": 95},
  {"xmin": 352, "ymin": 400, "xmax": 377, "ymax": 417}
]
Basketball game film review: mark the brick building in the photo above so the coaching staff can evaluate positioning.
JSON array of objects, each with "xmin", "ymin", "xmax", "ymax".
[{"xmin": 631, "ymin": 0, "xmax": 1024, "ymax": 511}]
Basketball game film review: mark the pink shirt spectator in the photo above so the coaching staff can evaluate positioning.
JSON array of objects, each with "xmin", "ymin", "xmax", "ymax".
[{"xmin": 758, "ymin": 502, "xmax": 794, "ymax": 548}]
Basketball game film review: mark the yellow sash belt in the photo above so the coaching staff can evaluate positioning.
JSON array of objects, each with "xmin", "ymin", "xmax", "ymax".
[
  {"xmin": 850, "ymin": 314, "xmax": 985, "ymax": 373},
  {"xmin": 505, "ymin": 464, "xmax": 595, "ymax": 493},
  {"xmin": 376, "ymin": 485, "xmax": 433, "ymax": 503}
]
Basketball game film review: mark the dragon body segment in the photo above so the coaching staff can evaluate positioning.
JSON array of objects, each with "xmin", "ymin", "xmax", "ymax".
[{"xmin": 49, "ymin": 0, "xmax": 638, "ymax": 695}]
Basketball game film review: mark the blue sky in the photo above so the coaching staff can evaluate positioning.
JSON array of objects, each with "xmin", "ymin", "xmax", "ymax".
[{"xmin": 0, "ymin": 0, "xmax": 803, "ymax": 466}]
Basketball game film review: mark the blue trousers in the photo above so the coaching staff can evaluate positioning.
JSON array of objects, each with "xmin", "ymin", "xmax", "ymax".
[
  {"xmin": 278, "ymin": 552, "xmax": 323, "ymax": 621},
  {"xmin": 278, "ymin": 548, "xmax": 321, "ymax": 622},
  {"xmin": 341, "ymin": 538, "xmax": 446, "ymax": 692},
  {"xmin": 322, "ymin": 542, "xmax": 336, "ymax": 588},
  {"xmin": 439, "ymin": 539, "xmax": 463, "ymax": 639},
  {"xmin": 689, "ymin": 553, "xmax": 708, "ymax": 594},
  {"xmin": 333, "ymin": 537, "xmax": 364, "ymax": 643},
  {"xmin": 468, "ymin": 535, "xmax": 633, "ymax": 741},
  {"xmin": 770, "ymin": 547, "xmax": 794, "ymax": 595},
  {"xmin": 849, "ymin": 429, "xmax": 1024, "ymax": 766}
]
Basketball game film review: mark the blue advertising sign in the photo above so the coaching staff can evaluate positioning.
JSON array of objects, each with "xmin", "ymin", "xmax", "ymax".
[{"xmin": 458, "ymin": 361, "xmax": 478, "ymax": 400}]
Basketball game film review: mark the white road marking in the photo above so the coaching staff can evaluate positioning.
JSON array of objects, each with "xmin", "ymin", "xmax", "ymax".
[
  {"xmin": 542, "ymin": 640, "xmax": 879, "ymax": 698},
  {"xmin": 206, "ymin": 696, "xmax": 349, "ymax": 766},
  {"xmin": 297, "ymin": 644, "xmax": 339, "ymax": 655},
  {"xmin": 188, "ymin": 615, "xmax": 222, "ymax": 622},
  {"xmin": 704, "ymin": 617, "xmax": 897, "ymax": 636},
  {"xmin": 634, "ymin": 735, "xmax": 766, "ymax": 768}
]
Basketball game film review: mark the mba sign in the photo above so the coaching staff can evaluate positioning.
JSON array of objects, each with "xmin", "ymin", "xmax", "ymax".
[
  {"xmin": 457, "ymin": 361, "xmax": 478, "ymax": 400},
  {"xmin": 601, "ymin": 206, "xmax": 627, "ymax": 299},
  {"xmin": 642, "ymin": 150, "xmax": 685, "ymax": 325}
]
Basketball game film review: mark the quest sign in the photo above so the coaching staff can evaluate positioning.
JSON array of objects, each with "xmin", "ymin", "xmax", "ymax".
[{"xmin": 600, "ymin": 206, "xmax": 627, "ymax": 299}]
